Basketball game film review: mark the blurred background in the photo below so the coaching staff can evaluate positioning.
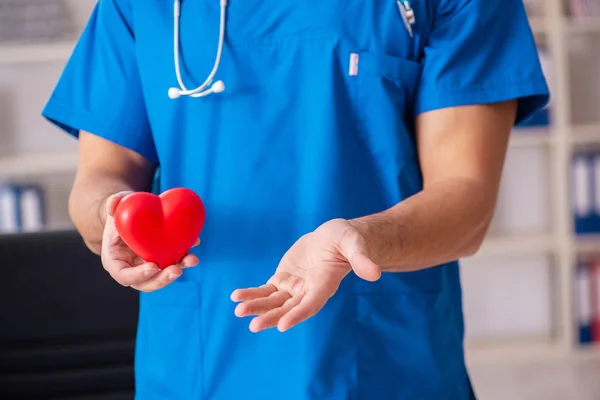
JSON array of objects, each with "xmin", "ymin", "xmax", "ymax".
[{"xmin": 1, "ymin": 0, "xmax": 600, "ymax": 399}]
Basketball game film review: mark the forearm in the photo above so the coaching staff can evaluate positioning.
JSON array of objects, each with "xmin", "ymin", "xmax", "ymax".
[
  {"xmin": 68, "ymin": 174, "xmax": 134, "ymax": 254},
  {"xmin": 350, "ymin": 177, "xmax": 497, "ymax": 272}
]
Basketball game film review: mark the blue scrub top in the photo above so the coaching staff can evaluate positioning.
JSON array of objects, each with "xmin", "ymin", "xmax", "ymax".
[{"xmin": 43, "ymin": 1, "xmax": 549, "ymax": 399}]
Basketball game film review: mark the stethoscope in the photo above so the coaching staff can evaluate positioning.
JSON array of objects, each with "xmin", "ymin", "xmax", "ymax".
[
  {"xmin": 167, "ymin": 0, "xmax": 415, "ymax": 100},
  {"xmin": 168, "ymin": 0, "xmax": 228, "ymax": 99}
]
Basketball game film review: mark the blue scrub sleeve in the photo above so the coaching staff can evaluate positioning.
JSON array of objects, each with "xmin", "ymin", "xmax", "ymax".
[
  {"xmin": 415, "ymin": 0, "xmax": 550, "ymax": 124},
  {"xmin": 42, "ymin": 0, "xmax": 158, "ymax": 163}
]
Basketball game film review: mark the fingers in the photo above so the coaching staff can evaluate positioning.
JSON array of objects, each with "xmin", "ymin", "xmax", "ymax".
[
  {"xmin": 131, "ymin": 264, "xmax": 184, "ymax": 292},
  {"xmin": 108, "ymin": 254, "xmax": 197, "ymax": 289},
  {"xmin": 277, "ymin": 291, "xmax": 326, "ymax": 332},
  {"xmin": 110, "ymin": 261, "xmax": 161, "ymax": 287},
  {"xmin": 129, "ymin": 253, "xmax": 199, "ymax": 292},
  {"xmin": 249, "ymin": 295, "xmax": 302, "ymax": 333},
  {"xmin": 180, "ymin": 253, "xmax": 200, "ymax": 268},
  {"xmin": 230, "ymin": 284, "xmax": 277, "ymax": 302},
  {"xmin": 235, "ymin": 290, "xmax": 329, "ymax": 333},
  {"xmin": 234, "ymin": 290, "xmax": 290, "ymax": 317},
  {"xmin": 192, "ymin": 238, "xmax": 201, "ymax": 248}
]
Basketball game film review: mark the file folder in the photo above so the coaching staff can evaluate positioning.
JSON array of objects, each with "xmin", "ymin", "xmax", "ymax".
[
  {"xmin": 573, "ymin": 153, "xmax": 596, "ymax": 234},
  {"xmin": 0, "ymin": 184, "xmax": 21, "ymax": 233},
  {"xmin": 20, "ymin": 185, "xmax": 45, "ymax": 232},
  {"xmin": 591, "ymin": 260, "xmax": 600, "ymax": 342},
  {"xmin": 576, "ymin": 263, "xmax": 593, "ymax": 344}
]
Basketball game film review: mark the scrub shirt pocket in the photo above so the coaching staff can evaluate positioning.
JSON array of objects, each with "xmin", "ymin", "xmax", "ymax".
[
  {"xmin": 135, "ymin": 281, "xmax": 203, "ymax": 399},
  {"xmin": 355, "ymin": 286, "xmax": 466, "ymax": 400},
  {"xmin": 355, "ymin": 51, "xmax": 423, "ymax": 160}
]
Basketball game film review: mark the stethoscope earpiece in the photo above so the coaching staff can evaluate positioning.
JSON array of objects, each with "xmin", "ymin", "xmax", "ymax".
[{"xmin": 169, "ymin": 0, "xmax": 228, "ymax": 100}]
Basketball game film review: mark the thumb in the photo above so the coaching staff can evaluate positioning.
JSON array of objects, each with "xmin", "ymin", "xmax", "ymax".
[
  {"xmin": 339, "ymin": 228, "xmax": 381, "ymax": 282},
  {"xmin": 349, "ymin": 252, "xmax": 381, "ymax": 282},
  {"xmin": 105, "ymin": 191, "xmax": 134, "ymax": 217}
]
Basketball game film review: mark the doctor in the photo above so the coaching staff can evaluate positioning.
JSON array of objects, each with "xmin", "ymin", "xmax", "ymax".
[{"xmin": 43, "ymin": 0, "xmax": 549, "ymax": 398}]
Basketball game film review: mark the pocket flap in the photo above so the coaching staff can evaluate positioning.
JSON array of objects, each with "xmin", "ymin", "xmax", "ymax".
[{"xmin": 359, "ymin": 51, "xmax": 423, "ymax": 92}]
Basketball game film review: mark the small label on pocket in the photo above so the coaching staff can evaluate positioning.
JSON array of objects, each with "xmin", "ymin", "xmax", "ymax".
[{"xmin": 349, "ymin": 53, "xmax": 359, "ymax": 76}]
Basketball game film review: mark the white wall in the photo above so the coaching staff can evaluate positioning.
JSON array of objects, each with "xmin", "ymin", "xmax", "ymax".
[
  {"xmin": 0, "ymin": 62, "xmax": 77, "ymax": 157},
  {"xmin": 569, "ymin": 33, "xmax": 600, "ymax": 126},
  {"xmin": 63, "ymin": 0, "xmax": 96, "ymax": 29}
]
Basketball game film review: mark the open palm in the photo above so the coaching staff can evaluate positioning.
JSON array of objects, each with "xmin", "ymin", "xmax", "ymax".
[{"xmin": 231, "ymin": 219, "xmax": 381, "ymax": 332}]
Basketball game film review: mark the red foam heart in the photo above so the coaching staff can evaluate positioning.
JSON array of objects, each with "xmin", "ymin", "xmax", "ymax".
[{"xmin": 114, "ymin": 188, "xmax": 205, "ymax": 269}]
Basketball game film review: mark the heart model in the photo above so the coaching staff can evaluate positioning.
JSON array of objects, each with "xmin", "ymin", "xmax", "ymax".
[{"xmin": 114, "ymin": 188, "xmax": 206, "ymax": 269}]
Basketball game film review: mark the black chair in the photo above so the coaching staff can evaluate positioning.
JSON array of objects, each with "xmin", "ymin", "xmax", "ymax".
[{"xmin": 0, "ymin": 230, "xmax": 139, "ymax": 399}]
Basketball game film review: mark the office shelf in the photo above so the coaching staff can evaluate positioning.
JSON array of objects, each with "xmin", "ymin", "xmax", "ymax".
[
  {"xmin": 476, "ymin": 234, "xmax": 553, "ymax": 258},
  {"xmin": 0, "ymin": 222, "xmax": 76, "ymax": 237},
  {"xmin": 465, "ymin": 337, "xmax": 564, "ymax": 365},
  {"xmin": 571, "ymin": 124, "xmax": 600, "ymax": 145},
  {"xmin": 575, "ymin": 234, "xmax": 600, "ymax": 254},
  {"xmin": 0, "ymin": 41, "xmax": 76, "ymax": 65},
  {"xmin": 510, "ymin": 129, "xmax": 551, "ymax": 147},
  {"xmin": 0, "ymin": 151, "xmax": 78, "ymax": 178}
]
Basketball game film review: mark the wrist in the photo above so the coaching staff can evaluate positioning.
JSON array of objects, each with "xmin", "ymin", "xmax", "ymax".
[
  {"xmin": 348, "ymin": 211, "xmax": 408, "ymax": 269},
  {"xmin": 347, "ymin": 217, "xmax": 376, "ymax": 261},
  {"xmin": 347, "ymin": 217, "xmax": 370, "ymax": 242},
  {"xmin": 97, "ymin": 196, "xmax": 109, "ymax": 227}
]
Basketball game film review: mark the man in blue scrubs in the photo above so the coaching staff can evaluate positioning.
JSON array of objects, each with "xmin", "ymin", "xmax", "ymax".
[{"xmin": 43, "ymin": 0, "xmax": 549, "ymax": 398}]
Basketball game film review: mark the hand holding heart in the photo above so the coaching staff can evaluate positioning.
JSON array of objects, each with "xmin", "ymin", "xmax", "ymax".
[{"xmin": 101, "ymin": 188, "xmax": 204, "ymax": 292}]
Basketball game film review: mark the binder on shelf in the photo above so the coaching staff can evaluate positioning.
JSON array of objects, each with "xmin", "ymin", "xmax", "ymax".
[
  {"xmin": 0, "ymin": 184, "xmax": 21, "ymax": 233},
  {"xmin": 591, "ymin": 260, "xmax": 600, "ymax": 342},
  {"xmin": 576, "ymin": 263, "xmax": 593, "ymax": 344},
  {"xmin": 19, "ymin": 185, "xmax": 45, "ymax": 232},
  {"xmin": 572, "ymin": 152, "xmax": 596, "ymax": 234},
  {"xmin": 0, "ymin": 182, "xmax": 47, "ymax": 234}
]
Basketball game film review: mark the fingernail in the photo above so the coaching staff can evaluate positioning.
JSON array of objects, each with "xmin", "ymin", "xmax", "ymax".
[
  {"xmin": 234, "ymin": 304, "xmax": 245, "ymax": 317},
  {"xmin": 167, "ymin": 273, "xmax": 180, "ymax": 281},
  {"xmin": 184, "ymin": 257, "xmax": 199, "ymax": 267}
]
